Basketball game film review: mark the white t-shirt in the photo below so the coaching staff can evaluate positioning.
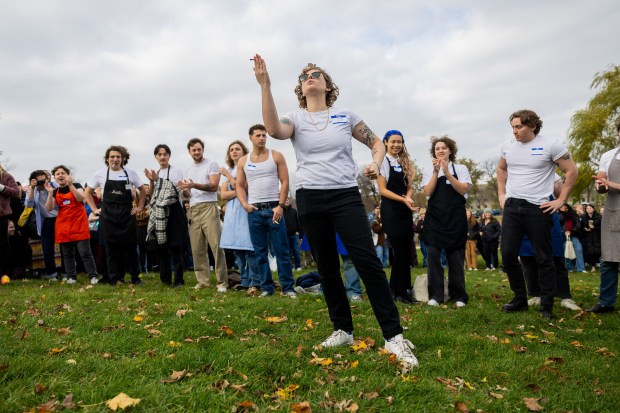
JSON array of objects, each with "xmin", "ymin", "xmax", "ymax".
[
  {"xmin": 421, "ymin": 161, "xmax": 472, "ymax": 199},
  {"xmin": 184, "ymin": 158, "xmax": 219, "ymax": 206},
  {"xmin": 244, "ymin": 150, "xmax": 280, "ymax": 204},
  {"xmin": 284, "ymin": 107, "xmax": 362, "ymax": 190},
  {"xmin": 379, "ymin": 154, "xmax": 402, "ymax": 181},
  {"xmin": 598, "ymin": 147, "xmax": 620, "ymax": 174},
  {"xmin": 157, "ymin": 165, "xmax": 184, "ymax": 183},
  {"xmin": 87, "ymin": 167, "xmax": 144, "ymax": 192},
  {"xmin": 500, "ymin": 135, "xmax": 568, "ymax": 205}
]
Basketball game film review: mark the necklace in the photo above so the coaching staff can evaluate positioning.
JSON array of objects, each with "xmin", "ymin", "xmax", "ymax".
[{"xmin": 306, "ymin": 107, "xmax": 330, "ymax": 131}]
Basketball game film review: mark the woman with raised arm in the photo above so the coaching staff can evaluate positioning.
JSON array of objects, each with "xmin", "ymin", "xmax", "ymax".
[{"xmin": 252, "ymin": 54, "xmax": 418, "ymax": 367}]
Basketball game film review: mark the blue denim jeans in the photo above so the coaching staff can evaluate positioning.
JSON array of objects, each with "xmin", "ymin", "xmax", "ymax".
[
  {"xmin": 375, "ymin": 244, "xmax": 389, "ymax": 268},
  {"xmin": 235, "ymin": 250, "xmax": 260, "ymax": 288},
  {"xmin": 419, "ymin": 239, "xmax": 428, "ymax": 267},
  {"xmin": 287, "ymin": 234, "xmax": 302, "ymax": 268},
  {"xmin": 342, "ymin": 255, "xmax": 362, "ymax": 297},
  {"xmin": 248, "ymin": 209, "xmax": 295, "ymax": 294},
  {"xmin": 565, "ymin": 236, "xmax": 585, "ymax": 272},
  {"xmin": 598, "ymin": 261, "xmax": 619, "ymax": 307}
]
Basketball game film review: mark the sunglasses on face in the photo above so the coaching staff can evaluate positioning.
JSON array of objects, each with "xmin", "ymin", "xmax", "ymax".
[{"xmin": 299, "ymin": 71, "xmax": 322, "ymax": 82}]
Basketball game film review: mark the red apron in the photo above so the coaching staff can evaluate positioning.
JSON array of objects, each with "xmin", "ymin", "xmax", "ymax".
[{"xmin": 54, "ymin": 187, "xmax": 90, "ymax": 243}]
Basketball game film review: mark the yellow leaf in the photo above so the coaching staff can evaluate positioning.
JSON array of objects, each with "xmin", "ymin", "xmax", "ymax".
[
  {"xmin": 309, "ymin": 357, "xmax": 332, "ymax": 366},
  {"xmin": 464, "ymin": 381, "xmax": 475, "ymax": 390},
  {"xmin": 50, "ymin": 346, "xmax": 67, "ymax": 354},
  {"xmin": 524, "ymin": 334, "xmax": 538, "ymax": 339},
  {"xmin": 221, "ymin": 325, "xmax": 234, "ymax": 335},
  {"xmin": 133, "ymin": 315, "xmax": 144, "ymax": 322},
  {"xmin": 264, "ymin": 316, "xmax": 288, "ymax": 323},
  {"xmin": 290, "ymin": 401, "xmax": 312, "ymax": 413},
  {"xmin": 350, "ymin": 360, "xmax": 359, "ymax": 369},
  {"xmin": 305, "ymin": 319, "xmax": 315, "ymax": 329},
  {"xmin": 168, "ymin": 341, "xmax": 181, "ymax": 347},
  {"xmin": 500, "ymin": 338, "xmax": 510, "ymax": 344},
  {"xmin": 105, "ymin": 392, "xmax": 141, "ymax": 411},
  {"xmin": 351, "ymin": 341, "xmax": 367, "ymax": 351}
]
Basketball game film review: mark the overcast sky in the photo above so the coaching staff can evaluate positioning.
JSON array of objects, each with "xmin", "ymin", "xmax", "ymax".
[{"xmin": 1, "ymin": 0, "xmax": 618, "ymax": 187}]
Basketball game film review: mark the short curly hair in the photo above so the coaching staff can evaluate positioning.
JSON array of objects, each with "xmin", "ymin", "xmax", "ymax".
[
  {"xmin": 429, "ymin": 135, "xmax": 458, "ymax": 162},
  {"xmin": 510, "ymin": 109, "xmax": 543, "ymax": 135},
  {"xmin": 104, "ymin": 145, "xmax": 130, "ymax": 166},
  {"xmin": 294, "ymin": 63, "xmax": 340, "ymax": 109}
]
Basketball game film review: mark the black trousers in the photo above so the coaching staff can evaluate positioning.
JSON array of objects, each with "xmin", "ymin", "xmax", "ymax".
[
  {"xmin": 106, "ymin": 242, "xmax": 140, "ymax": 284},
  {"xmin": 501, "ymin": 198, "xmax": 556, "ymax": 311},
  {"xmin": 159, "ymin": 245, "xmax": 184, "ymax": 285},
  {"xmin": 427, "ymin": 246, "xmax": 468, "ymax": 303},
  {"xmin": 521, "ymin": 255, "xmax": 572, "ymax": 299},
  {"xmin": 296, "ymin": 187, "xmax": 402, "ymax": 339},
  {"xmin": 388, "ymin": 236, "xmax": 413, "ymax": 297}
]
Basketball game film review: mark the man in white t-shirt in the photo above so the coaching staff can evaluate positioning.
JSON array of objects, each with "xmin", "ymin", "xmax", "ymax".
[
  {"xmin": 587, "ymin": 116, "xmax": 620, "ymax": 314},
  {"xmin": 180, "ymin": 138, "xmax": 228, "ymax": 292},
  {"xmin": 497, "ymin": 109, "xmax": 577, "ymax": 319}
]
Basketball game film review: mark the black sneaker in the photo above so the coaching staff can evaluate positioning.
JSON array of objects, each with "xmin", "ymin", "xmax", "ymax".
[
  {"xmin": 540, "ymin": 310, "xmax": 554, "ymax": 319},
  {"xmin": 502, "ymin": 299, "xmax": 528, "ymax": 312},
  {"xmin": 585, "ymin": 303, "xmax": 615, "ymax": 314}
]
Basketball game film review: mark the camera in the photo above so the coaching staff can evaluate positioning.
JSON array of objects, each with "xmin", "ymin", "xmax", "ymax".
[{"xmin": 36, "ymin": 179, "xmax": 46, "ymax": 186}]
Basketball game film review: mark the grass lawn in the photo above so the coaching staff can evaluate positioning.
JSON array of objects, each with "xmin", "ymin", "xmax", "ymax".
[{"xmin": 1, "ymin": 264, "xmax": 618, "ymax": 412}]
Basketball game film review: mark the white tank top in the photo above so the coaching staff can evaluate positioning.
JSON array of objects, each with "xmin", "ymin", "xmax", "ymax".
[{"xmin": 244, "ymin": 150, "xmax": 280, "ymax": 204}]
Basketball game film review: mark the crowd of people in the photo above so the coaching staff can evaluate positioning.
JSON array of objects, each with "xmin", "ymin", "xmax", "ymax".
[{"xmin": 1, "ymin": 57, "xmax": 619, "ymax": 368}]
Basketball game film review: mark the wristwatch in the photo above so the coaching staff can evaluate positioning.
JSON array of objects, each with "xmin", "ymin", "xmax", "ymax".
[{"xmin": 278, "ymin": 203, "xmax": 286, "ymax": 209}]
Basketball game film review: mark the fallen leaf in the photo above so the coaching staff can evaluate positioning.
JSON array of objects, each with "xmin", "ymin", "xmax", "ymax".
[
  {"xmin": 176, "ymin": 309, "xmax": 188, "ymax": 317},
  {"xmin": 105, "ymin": 392, "xmax": 141, "ymax": 411},
  {"xmin": 147, "ymin": 329, "xmax": 161, "ymax": 336},
  {"xmin": 213, "ymin": 379, "xmax": 229, "ymax": 390},
  {"xmin": 290, "ymin": 401, "xmax": 312, "ymax": 413},
  {"xmin": 132, "ymin": 315, "xmax": 144, "ymax": 322},
  {"xmin": 305, "ymin": 319, "xmax": 315, "ymax": 329},
  {"xmin": 505, "ymin": 329, "xmax": 516, "ymax": 336},
  {"xmin": 234, "ymin": 400, "xmax": 258, "ymax": 412},
  {"xmin": 32, "ymin": 398, "xmax": 58, "ymax": 413},
  {"xmin": 34, "ymin": 383, "xmax": 49, "ymax": 394},
  {"xmin": 569, "ymin": 340, "xmax": 585, "ymax": 350},
  {"xmin": 489, "ymin": 392, "xmax": 504, "ymax": 399},
  {"xmin": 161, "ymin": 369, "xmax": 192, "ymax": 383},
  {"xmin": 455, "ymin": 400, "xmax": 469, "ymax": 412},
  {"xmin": 513, "ymin": 345, "xmax": 528, "ymax": 353},
  {"xmin": 346, "ymin": 402, "xmax": 359, "ymax": 412},
  {"xmin": 168, "ymin": 341, "xmax": 181, "ymax": 347},
  {"xmin": 523, "ymin": 397, "xmax": 544, "ymax": 411},
  {"xmin": 295, "ymin": 345, "xmax": 304, "ymax": 358},
  {"xmin": 544, "ymin": 357, "xmax": 564, "ymax": 365},
  {"xmin": 231, "ymin": 383, "xmax": 247, "ymax": 392},
  {"xmin": 102, "ymin": 353, "xmax": 113, "ymax": 359},
  {"xmin": 595, "ymin": 347, "xmax": 615, "ymax": 357},
  {"xmin": 50, "ymin": 346, "xmax": 67, "ymax": 354},
  {"xmin": 57, "ymin": 328, "xmax": 71, "ymax": 336},
  {"xmin": 66, "ymin": 359, "xmax": 77, "ymax": 365},
  {"xmin": 221, "ymin": 325, "xmax": 234, "ymax": 335},
  {"xmin": 309, "ymin": 357, "xmax": 332, "ymax": 366},
  {"xmin": 264, "ymin": 315, "xmax": 288, "ymax": 323},
  {"xmin": 0, "ymin": 365, "xmax": 8, "ymax": 372},
  {"xmin": 62, "ymin": 394, "xmax": 76, "ymax": 409}
]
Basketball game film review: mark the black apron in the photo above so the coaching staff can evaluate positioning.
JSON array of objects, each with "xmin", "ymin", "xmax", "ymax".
[
  {"xmin": 100, "ymin": 168, "xmax": 137, "ymax": 244},
  {"xmin": 420, "ymin": 164, "xmax": 467, "ymax": 250},
  {"xmin": 381, "ymin": 158, "xmax": 413, "ymax": 238}
]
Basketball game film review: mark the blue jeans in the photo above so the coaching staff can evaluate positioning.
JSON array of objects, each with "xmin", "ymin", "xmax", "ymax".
[
  {"xmin": 565, "ymin": 236, "xmax": 585, "ymax": 272},
  {"xmin": 598, "ymin": 261, "xmax": 619, "ymax": 307},
  {"xmin": 247, "ymin": 209, "xmax": 295, "ymax": 294},
  {"xmin": 41, "ymin": 217, "xmax": 58, "ymax": 276},
  {"xmin": 287, "ymin": 234, "xmax": 302, "ymax": 268},
  {"xmin": 419, "ymin": 239, "xmax": 428, "ymax": 267},
  {"xmin": 342, "ymin": 255, "xmax": 362, "ymax": 297},
  {"xmin": 235, "ymin": 250, "xmax": 260, "ymax": 288},
  {"xmin": 501, "ymin": 198, "xmax": 555, "ymax": 311},
  {"xmin": 375, "ymin": 244, "xmax": 389, "ymax": 268}
]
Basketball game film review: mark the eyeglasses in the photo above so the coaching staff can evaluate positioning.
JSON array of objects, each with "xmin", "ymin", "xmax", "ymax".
[{"xmin": 299, "ymin": 71, "xmax": 322, "ymax": 82}]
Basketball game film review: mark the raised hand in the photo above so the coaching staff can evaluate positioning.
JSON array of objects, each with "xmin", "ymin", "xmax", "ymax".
[{"xmin": 252, "ymin": 54, "xmax": 271, "ymax": 88}]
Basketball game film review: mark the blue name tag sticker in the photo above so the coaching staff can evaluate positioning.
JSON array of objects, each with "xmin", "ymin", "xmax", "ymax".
[
  {"xmin": 393, "ymin": 166, "xmax": 402, "ymax": 172},
  {"xmin": 531, "ymin": 147, "xmax": 544, "ymax": 156},
  {"xmin": 247, "ymin": 164, "xmax": 257, "ymax": 170},
  {"xmin": 330, "ymin": 114, "xmax": 348, "ymax": 124}
]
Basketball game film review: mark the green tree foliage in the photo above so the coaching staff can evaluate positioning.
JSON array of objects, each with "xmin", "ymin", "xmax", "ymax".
[
  {"xmin": 567, "ymin": 65, "xmax": 620, "ymax": 199},
  {"xmin": 459, "ymin": 157, "xmax": 483, "ymax": 206}
]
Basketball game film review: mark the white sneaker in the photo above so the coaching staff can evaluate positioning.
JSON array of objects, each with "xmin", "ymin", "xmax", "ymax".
[
  {"xmin": 350, "ymin": 295, "xmax": 363, "ymax": 302},
  {"xmin": 385, "ymin": 334, "xmax": 419, "ymax": 367},
  {"xmin": 427, "ymin": 299, "xmax": 439, "ymax": 307},
  {"xmin": 217, "ymin": 287, "xmax": 228, "ymax": 293},
  {"xmin": 283, "ymin": 291, "xmax": 297, "ymax": 299},
  {"xmin": 90, "ymin": 277, "xmax": 99, "ymax": 285},
  {"xmin": 560, "ymin": 298, "xmax": 582, "ymax": 311},
  {"xmin": 455, "ymin": 301, "xmax": 466, "ymax": 308},
  {"xmin": 66, "ymin": 278, "xmax": 77, "ymax": 285},
  {"xmin": 259, "ymin": 291, "xmax": 273, "ymax": 298},
  {"xmin": 318, "ymin": 329, "xmax": 353, "ymax": 348},
  {"xmin": 527, "ymin": 297, "xmax": 541, "ymax": 306},
  {"xmin": 294, "ymin": 267, "xmax": 302, "ymax": 271}
]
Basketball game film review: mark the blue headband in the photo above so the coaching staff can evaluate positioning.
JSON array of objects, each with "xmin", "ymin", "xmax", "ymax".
[{"xmin": 383, "ymin": 129, "xmax": 403, "ymax": 142}]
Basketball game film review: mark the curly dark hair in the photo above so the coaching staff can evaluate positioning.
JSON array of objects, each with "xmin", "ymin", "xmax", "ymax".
[
  {"xmin": 510, "ymin": 109, "xmax": 543, "ymax": 135},
  {"xmin": 224, "ymin": 140, "xmax": 249, "ymax": 169},
  {"xmin": 104, "ymin": 145, "xmax": 130, "ymax": 166},
  {"xmin": 429, "ymin": 135, "xmax": 458, "ymax": 162},
  {"xmin": 51, "ymin": 165, "xmax": 70, "ymax": 175},
  {"xmin": 294, "ymin": 63, "xmax": 340, "ymax": 109}
]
